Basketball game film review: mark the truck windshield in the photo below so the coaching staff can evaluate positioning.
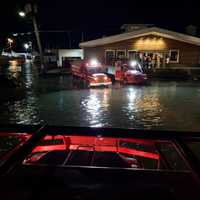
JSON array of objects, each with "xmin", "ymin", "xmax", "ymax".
[
  {"xmin": 86, "ymin": 66, "xmax": 105, "ymax": 74},
  {"xmin": 128, "ymin": 64, "xmax": 143, "ymax": 72}
]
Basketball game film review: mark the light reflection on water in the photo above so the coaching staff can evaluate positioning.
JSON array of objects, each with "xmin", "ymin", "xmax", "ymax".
[
  {"xmin": 6, "ymin": 95, "xmax": 41, "ymax": 125},
  {"xmin": 119, "ymin": 86, "xmax": 163, "ymax": 129},
  {"xmin": 0, "ymin": 62, "xmax": 42, "ymax": 125},
  {"xmin": 80, "ymin": 89, "xmax": 110, "ymax": 127},
  {"xmin": 1, "ymin": 63, "xmax": 200, "ymax": 131}
]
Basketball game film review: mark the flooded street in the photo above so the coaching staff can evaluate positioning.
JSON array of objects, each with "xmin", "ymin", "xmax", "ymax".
[{"xmin": 0, "ymin": 63, "xmax": 200, "ymax": 131}]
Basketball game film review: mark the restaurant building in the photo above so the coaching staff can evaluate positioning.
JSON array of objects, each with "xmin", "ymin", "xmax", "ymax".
[{"xmin": 80, "ymin": 26, "xmax": 200, "ymax": 69}]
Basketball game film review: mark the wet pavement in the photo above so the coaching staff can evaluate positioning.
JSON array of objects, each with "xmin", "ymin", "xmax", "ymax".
[{"xmin": 0, "ymin": 63, "xmax": 200, "ymax": 131}]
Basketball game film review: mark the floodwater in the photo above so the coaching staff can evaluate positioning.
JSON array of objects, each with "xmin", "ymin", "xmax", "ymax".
[{"xmin": 0, "ymin": 62, "xmax": 200, "ymax": 131}]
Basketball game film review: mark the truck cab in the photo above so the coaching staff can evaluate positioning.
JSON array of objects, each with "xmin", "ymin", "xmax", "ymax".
[
  {"xmin": 115, "ymin": 61, "xmax": 147, "ymax": 84},
  {"xmin": 72, "ymin": 59, "xmax": 112, "ymax": 87}
]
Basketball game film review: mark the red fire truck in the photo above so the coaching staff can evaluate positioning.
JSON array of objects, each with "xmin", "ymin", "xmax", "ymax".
[
  {"xmin": 71, "ymin": 59, "xmax": 112, "ymax": 87},
  {"xmin": 115, "ymin": 61, "xmax": 147, "ymax": 84}
]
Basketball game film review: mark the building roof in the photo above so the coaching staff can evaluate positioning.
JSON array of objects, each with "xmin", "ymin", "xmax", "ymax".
[{"xmin": 80, "ymin": 27, "xmax": 200, "ymax": 48}]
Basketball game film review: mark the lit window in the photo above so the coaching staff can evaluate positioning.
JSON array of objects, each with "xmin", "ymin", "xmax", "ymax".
[
  {"xmin": 105, "ymin": 50, "xmax": 115, "ymax": 65},
  {"xmin": 128, "ymin": 50, "xmax": 140, "ymax": 60},
  {"xmin": 116, "ymin": 50, "xmax": 126, "ymax": 60}
]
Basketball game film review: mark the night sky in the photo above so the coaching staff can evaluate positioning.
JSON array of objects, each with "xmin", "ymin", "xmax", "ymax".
[{"xmin": 0, "ymin": 0, "xmax": 199, "ymax": 49}]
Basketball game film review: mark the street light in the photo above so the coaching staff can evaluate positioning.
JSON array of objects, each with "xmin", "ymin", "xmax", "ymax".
[
  {"xmin": 13, "ymin": 33, "xmax": 18, "ymax": 37},
  {"xmin": 18, "ymin": 11, "xmax": 26, "ymax": 17},
  {"xmin": 18, "ymin": 3, "xmax": 44, "ymax": 71},
  {"xmin": 7, "ymin": 38, "xmax": 14, "ymax": 56},
  {"xmin": 7, "ymin": 38, "xmax": 14, "ymax": 44},
  {"xmin": 24, "ymin": 43, "xmax": 29, "ymax": 50}
]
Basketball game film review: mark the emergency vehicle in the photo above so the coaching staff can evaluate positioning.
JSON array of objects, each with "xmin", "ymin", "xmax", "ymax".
[
  {"xmin": 71, "ymin": 59, "xmax": 112, "ymax": 87},
  {"xmin": 115, "ymin": 60, "xmax": 147, "ymax": 84}
]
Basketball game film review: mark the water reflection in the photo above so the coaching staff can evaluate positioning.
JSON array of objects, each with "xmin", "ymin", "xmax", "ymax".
[
  {"xmin": 126, "ymin": 87, "xmax": 140, "ymax": 120},
  {"xmin": 81, "ymin": 89, "xmax": 111, "ymax": 127},
  {"xmin": 23, "ymin": 64, "xmax": 35, "ymax": 89},
  {"xmin": 127, "ymin": 87, "xmax": 139, "ymax": 108},
  {"xmin": 139, "ymin": 91, "xmax": 163, "ymax": 128},
  {"xmin": 80, "ymin": 86, "xmax": 163, "ymax": 129},
  {"xmin": 8, "ymin": 65, "xmax": 21, "ymax": 73},
  {"xmin": 1, "ymin": 62, "xmax": 200, "ymax": 131},
  {"xmin": 6, "ymin": 97, "xmax": 41, "ymax": 124},
  {"xmin": 3, "ymin": 62, "xmax": 42, "ymax": 125},
  {"xmin": 122, "ymin": 86, "xmax": 163, "ymax": 129}
]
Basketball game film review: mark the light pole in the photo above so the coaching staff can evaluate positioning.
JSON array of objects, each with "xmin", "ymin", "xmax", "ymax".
[
  {"xmin": 24, "ymin": 43, "xmax": 29, "ymax": 55},
  {"xmin": 7, "ymin": 38, "xmax": 14, "ymax": 56},
  {"xmin": 18, "ymin": 4, "xmax": 44, "ymax": 71},
  {"xmin": 32, "ymin": 15, "xmax": 44, "ymax": 69},
  {"xmin": 7, "ymin": 38, "xmax": 14, "ymax": 48},
  {"xmin": 24, "ymin": 43, "xmax": 31, "ymax": 60},
  {"xmin": 24, "ymin": 43, "xmax": 29, "ymax": 50}
]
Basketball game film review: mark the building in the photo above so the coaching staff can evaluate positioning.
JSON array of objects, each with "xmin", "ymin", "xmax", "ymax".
[
  {"xmin": 43, "ymin": 49, "xmax": 83, "ymax": 67},
  {"xmin": 57, "ymin": 49, "xmax": 83, "ymax": 67},
  {"xmin": 80, "ymin": 26, "xmax": 200, "ymax": 69}
]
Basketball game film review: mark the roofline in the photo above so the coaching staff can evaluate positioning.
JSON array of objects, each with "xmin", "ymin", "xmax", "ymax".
[{"xmin": 80, "ymin": 27, "xmax": 200, "ymax": 48}]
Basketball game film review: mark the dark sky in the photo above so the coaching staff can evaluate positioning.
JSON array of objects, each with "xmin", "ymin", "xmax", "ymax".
[{"xmin": 0, "ymin": 0, "xmax": 200, "ymax": 49}]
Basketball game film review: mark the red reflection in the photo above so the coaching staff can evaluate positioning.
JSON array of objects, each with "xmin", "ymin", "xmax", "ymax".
[{"xmin": 31, "ymin": 135, "xmax": 160, "ymax": 160}]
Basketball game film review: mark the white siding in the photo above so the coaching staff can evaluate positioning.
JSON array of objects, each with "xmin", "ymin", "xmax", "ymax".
[{"xmin": 58, "ymin": 49, "xmax": 84, "ymax": 66}]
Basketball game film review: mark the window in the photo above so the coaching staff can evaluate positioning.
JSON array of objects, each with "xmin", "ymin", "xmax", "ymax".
[
  {"xmin": 116, "ymin": 50, "xmax": 126, "ymax": 60},
  {"xmin": 105, "ymin": 50, "xmax": 115, "ymax": 65},
  {"xmin": 128, "ymin": 50, "xmax": 139, "ymax": 60},
  {"xmin": 169, "ymin": 50, "xmax": 179, "ymax": 63}
]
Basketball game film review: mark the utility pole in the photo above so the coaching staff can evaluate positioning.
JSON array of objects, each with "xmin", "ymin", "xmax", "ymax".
[
  {"xmin": 68, "ymin": 31, "xmax": 72, "ymax": 49},
  {"xmin": 23, "ymin": 1, "xmax": 44, "ymax": 71},
  {"xmin": 81, "ymin": 32, "xmax": 84, "ymax": 42},
  {"xmin": 32, "ymin": 15, "xmax": 44, "ymax": 69}
]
